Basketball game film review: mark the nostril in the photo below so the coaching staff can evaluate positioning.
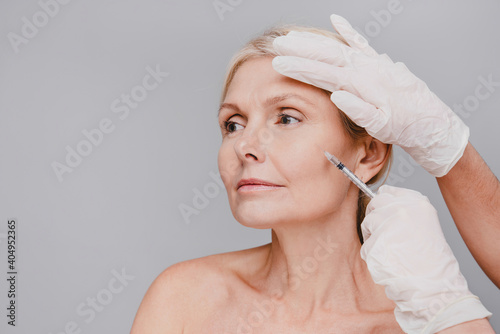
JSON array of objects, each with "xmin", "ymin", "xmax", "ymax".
[{"xmin": 245, "ymin": 153, "xmax": 258, "ymax": 160}]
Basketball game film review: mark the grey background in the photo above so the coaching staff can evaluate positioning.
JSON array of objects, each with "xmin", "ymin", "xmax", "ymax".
[{"xmin": 0, "ymin": 0, "xmax": 499, "ymax": 333}]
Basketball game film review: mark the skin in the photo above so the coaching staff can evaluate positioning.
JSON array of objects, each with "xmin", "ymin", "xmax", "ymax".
[
  {"xmin": 437, "ymin": 142, "xmax": 500, "ymax": 289},
  {"xmin": 214, "ymin": 56, "xmax": 397, "ymax": 331},
  {"xmin": 131, "ymin": 56, "xmax": 401, "ymax": 333},
  {"xmin": 130, "ymin": 57, "xmax": 494, "ymax": 333}
]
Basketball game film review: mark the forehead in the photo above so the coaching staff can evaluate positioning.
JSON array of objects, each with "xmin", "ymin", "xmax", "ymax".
[{"xmin": 224, "ymin": 57, "xmax": 328, "ymax": 102}]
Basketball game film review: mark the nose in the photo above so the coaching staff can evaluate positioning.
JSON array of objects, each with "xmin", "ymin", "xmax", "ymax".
[{"xmin": 234, "ymin": 125, "xmax": 268, "ymax": 163}]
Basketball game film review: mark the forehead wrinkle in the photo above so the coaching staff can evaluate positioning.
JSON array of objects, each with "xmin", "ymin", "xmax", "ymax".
[
  {"xmin": 218, "ymin": 92, "xmax": 315, "ymax": 117},
  {"xmin": 264, "ymin": 93, "xmax": 314, "ymax": 108}
]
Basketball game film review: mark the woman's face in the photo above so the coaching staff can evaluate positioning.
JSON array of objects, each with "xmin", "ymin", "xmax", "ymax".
[{"xmin": 217, "ymin": 57, "xmax": 362, "ymax": 228}]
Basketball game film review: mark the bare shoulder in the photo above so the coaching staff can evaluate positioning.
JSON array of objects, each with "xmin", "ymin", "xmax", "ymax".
[
  {"xmin": 131, "ymin": 244, "xmax": 270, "ymax": 334},
  {"xmin": 130, "ymin": 260, "xmax": 194, "ymax": 333}
]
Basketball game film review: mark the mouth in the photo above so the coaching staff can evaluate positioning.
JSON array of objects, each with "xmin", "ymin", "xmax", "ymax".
[
  {"xmin": 238, "ymin": 184, "xmax": 283, "ymax": 192},
  {"xmin": 237, "ymin": 178, "xmax": 283, "ymax": 191}
]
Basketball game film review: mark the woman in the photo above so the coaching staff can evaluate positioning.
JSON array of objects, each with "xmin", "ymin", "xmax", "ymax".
[{"xmin": 131, "ymin": 19, "xmax": 492, "ymax": 333}]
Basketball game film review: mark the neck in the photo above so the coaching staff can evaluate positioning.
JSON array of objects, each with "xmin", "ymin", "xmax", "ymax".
[{"xmin": 259, "ymin": 189, "xmax": 388, "ymax": 316}]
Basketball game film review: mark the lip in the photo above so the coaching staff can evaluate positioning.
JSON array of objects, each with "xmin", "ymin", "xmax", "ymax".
[
  {"xmin": 237, "ymin": 178, "xmax": 282, "ymax": 190},
  {"xmin": 238, "ymin": 184, "xmax": 283, "ymax": 193}
]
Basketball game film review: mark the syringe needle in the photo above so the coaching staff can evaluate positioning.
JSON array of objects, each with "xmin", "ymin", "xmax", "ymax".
[{"xmin": 323, "ymin": 150, "xmax": 376, "ymax": 199}]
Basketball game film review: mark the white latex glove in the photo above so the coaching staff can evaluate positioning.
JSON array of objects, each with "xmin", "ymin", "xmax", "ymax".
[
  {"xmin": 360, "ymin": 185, "xmax": 492, "ymax": 334},
  {"xmin": 271, "ymin": 14, "xmax": 469, "ymax": 177}
]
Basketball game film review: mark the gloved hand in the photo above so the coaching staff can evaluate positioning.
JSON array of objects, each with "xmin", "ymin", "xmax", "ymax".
[
  {"xmin": 360, "ymin": 185, "xmax": 492, "ymax": 334},
  {"xmin": 271, "ymin": 14, "xmax": 469, "ymax": 177}
]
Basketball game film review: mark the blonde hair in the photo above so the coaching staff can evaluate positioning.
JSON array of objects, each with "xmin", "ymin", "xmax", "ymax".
[{"xmin": 219, "ymin": 24, "xmax": 392, "ymax": 244}]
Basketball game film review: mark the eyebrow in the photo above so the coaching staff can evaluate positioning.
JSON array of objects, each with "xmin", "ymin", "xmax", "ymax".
[{"xmin": 217, "ymin": 93, "xmax": 315, "ymax": 117}]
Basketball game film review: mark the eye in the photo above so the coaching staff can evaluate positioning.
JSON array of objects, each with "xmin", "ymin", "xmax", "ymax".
[
  {"xmin": 222, "ymin": 120, "xmax": 243, "ymax": 134},
  {"xmin": 277, "ymin": 112, "xmax": 300, "ymax": 125},
  {"xmin": 221, "ymin": 111, "xmax": 301, "ymax": 135}
]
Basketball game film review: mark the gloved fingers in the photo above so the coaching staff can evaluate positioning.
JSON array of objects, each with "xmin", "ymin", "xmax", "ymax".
[
  {"xmin": 272, "ymin": 55, "xmax": 351, "ymax": 92},
  {"xmin": 273, "ymin": 31, "xmax": 355, "ymax": 67},
  {"xmin": 376, "ymin": 184, "xmax": 426, "ymax": 199},
  {"xmin": 362, "ymin": 186, "xmax": 428, "ymax": 237},
  {"xmin": 362, "ymin": 202, "xmax": 411, "ymax": 239},
  {"xmin": 329, "ymin": 14, "xmax": 379, "ymax": 57},
  {"xmin": 365, "ymin": 185, "xmax": 430, "ymax": 217},
  {"xmin": 329, "ymin": 90, "xmax": 388, "ymax": 136},
  {"xmin": 363, "ymin": 187, "xmax": 444, "ymax": 243},
  {"xmin": 361, "ymin": 199, "xmax": 402, "ymax": 243}
]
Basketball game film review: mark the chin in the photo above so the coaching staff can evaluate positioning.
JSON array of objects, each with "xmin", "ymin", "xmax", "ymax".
[
  {"xmin": 235, "ymin": 212, "xmax": 292, "ymax": 230},
  {"xmin": 238, "ymin": 221, "xmax": 274, "ymax": 230}
]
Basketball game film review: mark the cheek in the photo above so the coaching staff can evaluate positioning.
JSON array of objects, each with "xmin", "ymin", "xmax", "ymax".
[
  {"xmin": 218, "ymin": 141, "xmax": 246, "ymax": 194},
  {"xmin": 273, "ymin": 128, "xmax": 354, "ymax": 200},
  {"xmin": 217, "ymin": 143, "xmax": 235, "ymax": 188},
  {"xmin": 274, "ymin": 150, "xmax": 352, "ymax": 220}
]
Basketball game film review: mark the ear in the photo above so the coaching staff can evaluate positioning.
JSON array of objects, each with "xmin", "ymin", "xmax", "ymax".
[{"xmin": 354, "ymin": 137, "xmax": 391, "ymax": 182}]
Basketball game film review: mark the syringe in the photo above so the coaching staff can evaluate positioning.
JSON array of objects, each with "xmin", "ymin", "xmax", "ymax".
[{"xmin": 323, "ymin": 150, "xmax": 376, "ymax": 199}]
